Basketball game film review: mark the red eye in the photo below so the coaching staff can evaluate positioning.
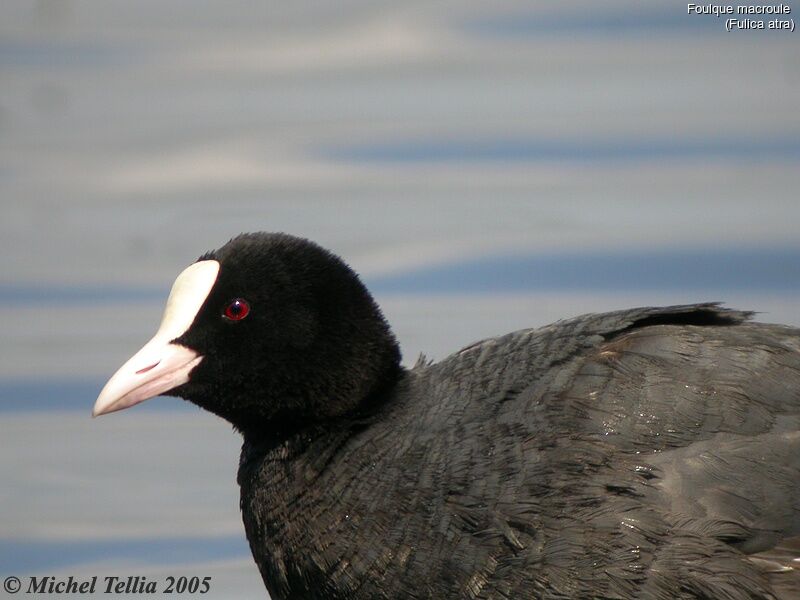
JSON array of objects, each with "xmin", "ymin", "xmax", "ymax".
[{"xmin": 223, "ymin": 298, "xmax": 250, "ymax": 321}]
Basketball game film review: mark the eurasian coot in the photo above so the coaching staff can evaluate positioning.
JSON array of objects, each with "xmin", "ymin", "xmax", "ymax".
[{"xmin": 95, "ymin": 233, "xmax": 800, "ymax": 599}]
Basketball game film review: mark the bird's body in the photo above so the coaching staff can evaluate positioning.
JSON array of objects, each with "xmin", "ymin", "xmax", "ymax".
[
  {"xmin": 238, "ymin": 305, "xmax": 800, "ymax": 599},
  {"xmin": 95, "ymin": 234, "xmax": 800, "ymax": 599}
]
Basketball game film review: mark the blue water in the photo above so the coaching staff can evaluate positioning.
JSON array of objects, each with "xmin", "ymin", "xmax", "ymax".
[
  {"xmin": 368, "ymin": 246, "xmax": 800, "ymax": 294},
  {"xmin": 0, "ymin": 536, "xmax": 249, "ymax": 575},
  {"xmin": 325, "ymin": 136, "xmax": 800, "ymax": 164},
  {"xmin": 0, "ymin": 284, "xmax": 166, "ymax": 306},
  {"xmin": 0, "ymin": 380, "xmax": 193, "ymax": 413}
]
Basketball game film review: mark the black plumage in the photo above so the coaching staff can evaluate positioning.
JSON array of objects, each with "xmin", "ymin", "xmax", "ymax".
[{"xmin": 105, "ymin": 233, "xmax": 800, "ymax": 599}]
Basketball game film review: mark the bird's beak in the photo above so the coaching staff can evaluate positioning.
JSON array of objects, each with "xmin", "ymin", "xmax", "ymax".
[
  {"xmin": 93, "ymin": 260, "xmax": 220, "ymax": 417},
  {"xmin": 92, "ymin": 338, "xmax": 202, "ymax": 417}
]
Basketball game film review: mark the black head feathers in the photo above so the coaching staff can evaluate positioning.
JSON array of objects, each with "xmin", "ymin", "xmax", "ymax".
[{"xmin": 172, "ymin": 233, "xmax": 402, "ymax": 433}]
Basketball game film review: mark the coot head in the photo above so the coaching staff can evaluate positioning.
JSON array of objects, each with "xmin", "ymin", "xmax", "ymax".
[{"xmin": 93, "ymin": 233, "xmax": 402, "ymax": 434}]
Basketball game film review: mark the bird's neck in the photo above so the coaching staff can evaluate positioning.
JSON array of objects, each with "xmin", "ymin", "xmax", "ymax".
[
  {"xmin": 239, "ymin": 418, "xmax": 358, "ymax": 473},
  {"xmin": 237, "ymin": 366, "xmax": 406, "ymax": 479},
  {"xmin": 236, "ymin": 374, "xmax": 409, "ymax": 599},
  {"xmin": 237, "ymin": 418, "xmax": 378, "ymax": 600}
]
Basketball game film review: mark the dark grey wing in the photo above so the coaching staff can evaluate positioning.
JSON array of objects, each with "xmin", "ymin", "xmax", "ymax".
[
  {"xmin": 555, "ymin": 313, "xmax": 800, "ymax": 598},
  {"xmin": 394, "ymin": 304, "xmax": 795, "ymax": 599}
]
